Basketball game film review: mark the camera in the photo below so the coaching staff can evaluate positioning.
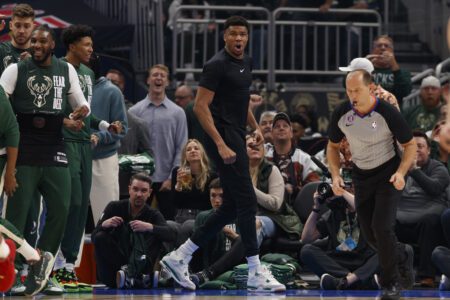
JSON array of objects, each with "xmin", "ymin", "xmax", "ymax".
[{"xmin": 316, "ymin": 182, "xmax": 334, "ymax": 204}]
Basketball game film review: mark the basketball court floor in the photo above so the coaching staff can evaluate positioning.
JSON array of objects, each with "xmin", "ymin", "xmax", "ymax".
[{"xmin": 4, "ymin": 288, "xmax": 450, "ymax": 299}]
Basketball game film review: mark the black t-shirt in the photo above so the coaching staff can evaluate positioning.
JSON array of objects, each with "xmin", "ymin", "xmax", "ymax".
[{"xmin": 199, "ymin": 48, "xmax": 252, "ymax": 130}]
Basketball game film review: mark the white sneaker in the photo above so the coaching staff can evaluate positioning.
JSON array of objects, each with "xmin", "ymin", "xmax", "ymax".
[
  {"xmin": 159, "ymin": 251, "xmax": 195, "ymax": 290},
  {"xmin": 247, "ymin": 265, "xmax": 286, "ymax": 292},
  {"xmin": 440, "ymin": 274, "xmax": 450, "ymax": 291}
]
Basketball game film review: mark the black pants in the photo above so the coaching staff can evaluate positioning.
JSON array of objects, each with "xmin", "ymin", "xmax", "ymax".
[
  {"xmin": 353, "ymin": 158, "xmax": 406, "ymax": 288},
  {"xmin": 396, "ymin": 213, "xmax": 444, "ymax": 278},
  {"xmin": 190, "ymin": 127, "xmax": 258, "ymax": 257},
  {"xmin": 432, "ymin": 246, "xmax": 450, "ymax": 278},
  {"xmin": 93, "ymin": 225, "xmax": 162, "ymax": 288},
  {"xmin": 300, "ymin": 244, "xmax": 379, "ymax": 286}
]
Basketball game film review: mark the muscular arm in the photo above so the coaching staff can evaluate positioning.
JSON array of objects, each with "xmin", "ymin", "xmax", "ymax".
[{"xmin": 193, "ymin": 86, "xmax": 224, "ymax": 146}]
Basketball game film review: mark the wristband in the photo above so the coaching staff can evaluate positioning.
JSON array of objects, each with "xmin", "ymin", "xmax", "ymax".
[{"xmin": 312, "ymin": 207, "xmax": 320, "ymax": 213}]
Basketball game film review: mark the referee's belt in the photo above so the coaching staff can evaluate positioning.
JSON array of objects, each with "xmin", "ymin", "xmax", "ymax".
[{"xmin": 0, "ymin": 147, "xmax": 6, "ymax": 156}]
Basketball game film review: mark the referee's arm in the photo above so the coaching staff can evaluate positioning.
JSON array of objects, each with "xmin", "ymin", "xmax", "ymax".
[{"xmin": 327, "ymin": 140, "xmax": 345, "ymax": 196}]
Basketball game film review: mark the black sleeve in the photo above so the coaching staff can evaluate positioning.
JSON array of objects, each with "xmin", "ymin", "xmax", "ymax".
[
  {"xmin": 198, "ymin": 59, "xmax": 223, "ymax": 92},
  {"xmin": 316, "ymin": 217, "xmax": 328, "ymax": 239},
  {"xmin": 170, "ymin": 167, "xmax": 183, "ymax": 208},
  {"xmin": 91, "ymin": 201, "xmax": 117, "ymax": 240},
  {"xmin": 409, "ymin": 161, "xmax": 450, "ymax": 197},
  {"xmin": 150, "ymin": 209, "xmax": 176, "ymax": 242},
  {"xmin": 328, "ymin": 103, "xmax": 346, "ymax": 143},
  {"xmin": 380, "ymin": 101, "xmax": 413, "ymax": 144}
]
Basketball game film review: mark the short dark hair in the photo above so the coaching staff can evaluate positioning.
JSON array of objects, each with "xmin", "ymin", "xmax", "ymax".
[
  {"xmin": 12, "ymin": 3, "xmax": 34, "ymax": 19},
  {"xmin": 130, "ymin": 172, "xmax": 152, "ymax": 187},
  {"xmin": 33, "ymin": 24, "xmax": 55, "ymax": 41},
  {"xmin": 224, "ymin": 15, "xmax": 249, "ymax": 31},
  {"xmin": 290, "ymin": 114, "xmax": 308, "ymax": 129},
  {"xmin": 107, "ymin": 69, "xmax": 125, "ymax": 82},
  {"xmin": 412, "ymin": 130, "xmax": 431, "ymax": 148},
  {"xmin": 209, "ymin": 178, "xmax": 222, "ymax": 190},
  {"xmin": 373, "ymin": 34, "xmax": 394, "ymax": 49},
  {"xmin": 61, "ymin": 24, "xmax": 94, "ymax": 49}
]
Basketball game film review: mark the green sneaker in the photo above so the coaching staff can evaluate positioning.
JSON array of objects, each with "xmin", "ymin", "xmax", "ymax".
[
  {"xmin": 54, "ymin": 268, "xmax": 78, "ymax": 293},
  {"xmin": 24, "ymin": 251, "xmax": 54, "ymax": 296},
  {"xmin": 7, "ymin": 274, "xmax": 26, "ymax": 296},
  {"xmin": 43, "ymin": 274, "xmax": 64, "ymax": 295},
  {"xmin": 67, "ymin": 269, "xmax": 92, "ymax": 293}
]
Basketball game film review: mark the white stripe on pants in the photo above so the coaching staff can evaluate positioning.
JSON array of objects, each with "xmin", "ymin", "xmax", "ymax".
[{"xmin": 90, "ymin": 153, "xmax": 119, "ymax": 225}]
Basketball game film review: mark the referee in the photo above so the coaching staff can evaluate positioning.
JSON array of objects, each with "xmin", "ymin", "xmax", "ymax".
[{"xmin": 327, "ymin": 70, "xmax": 416, "ymax": 299}]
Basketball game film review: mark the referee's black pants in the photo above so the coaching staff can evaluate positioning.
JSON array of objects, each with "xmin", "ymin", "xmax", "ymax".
[
  {"xmin": 353, "ymin": 157, "xmax": 407, "ymax": 288},
  {"xmin": 190, "ymin": 127, "xmax": 258, "ymax": 257}
]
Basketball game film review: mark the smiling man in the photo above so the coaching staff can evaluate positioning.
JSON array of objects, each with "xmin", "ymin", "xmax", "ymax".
[
  {"xmin": 129, "ymin": 64, "xmax": 187, "ymax": 221},
  {"xmin": 0, "ymin": 3, "xmax": 35, "ymax": 74},
  {"xmin": 160, "ymin": 15, "xmax": 285, "ymax": 292},
  {"xmin": 0, "ymin": 24, "xmax": 90, "ymax": 296}
]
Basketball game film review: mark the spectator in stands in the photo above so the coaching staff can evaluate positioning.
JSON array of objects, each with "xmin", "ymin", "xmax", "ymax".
[
  {"xmin": 106, "ymin": 69, "xmax": 133, "ymax": 109},
  {"xmin": 129, "ymin": 64, "xmax": 188, "ymax": 220},
  {"xmin": 403, "ymin": 76, "xmax": 442, "ymax": 132},
  {"xmin": 265, "ymin": 112, "xmax": 320, "ymax": 205},
  {"xmin": 107, "ymin": 71, "xmax": 152, "ymax": 157},
  {"xmin": 367, "ymin": 35, "xmax": 412, "ymax": 106},
  {"xmin": 432, "ymin": 208, "xmax": 450, "ymax": 291},
  {"xmin": 92, "ymin": 173, "xmax": 175, "ymax": 289},
  {"xmin": 259, "ymin": 111, "xmax": 276, "ymax": 145},
  {"xmin": 175, "ymin": 85, "xmax": 194, "ymax": 109},
  {"xmin": 176, "ymin": 85, "xmax": 208, "ymax": 147},
  {"xmin": 290, "ymin": 114, "xmax": 308, "ymax": 147},
  {"xmin": 395, "ymin": 131, "xmax": 449, "ymax": 287},
  {"xmin": 90, "ymin": 55, "xmax": 128, "ymax": 225},
  {"xmin": 300, "ymin": 188, "xmax": 380, "ymax": 290},
  {"xmin": 430, "ymin": 121, "xmax": 450, "ymax": 173},
  {"xmin": 169, "ymin": 139, "xmax": 217, "ymax": 246},
  {"xmin": 190, "ymin": 134, "xmax": 301, "ymax": 287},
  {"xmin": 191, "ymin": 178, "xmax": 237, "ymax": 271}
]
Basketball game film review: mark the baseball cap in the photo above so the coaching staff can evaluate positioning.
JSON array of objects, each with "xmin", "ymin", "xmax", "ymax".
[
  {"xmin": 339, "ymin": 57, "xmax": 374, "ymax": 73},
  {"xmin": 272, "ymin": 112, "xmax": 291, "ymax": 127},
  {"xmin": 420, "ymin": 76, "xmax": 441, "ymax": 89}
]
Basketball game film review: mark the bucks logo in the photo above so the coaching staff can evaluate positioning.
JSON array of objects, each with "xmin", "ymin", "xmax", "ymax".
[
  {"xmin": 27, "ymin": 75, "xmax": 53, "ymax": 108},
  {"xmin": 3, "ymin": 55, "xmax": 13, "ymax": 69},
  {"xmin": 78, "ymin": 74, "xmax": 87, "ymax": 93}
]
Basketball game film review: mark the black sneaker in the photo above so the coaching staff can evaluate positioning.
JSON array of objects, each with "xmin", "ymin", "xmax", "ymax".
[
  {"xmin": 381, "ymin": 283, "xmax": 401, "ymax": 300},
  {"xmin": 24, "ymin": 251, "xmax": 54, "ymax": 296},
  {"xmin": 398, "ymin": 244, "xmax": 414, "ymax": 289},
  {"xmin": 190, "ymin": 270, "xmax": 210, "ymax": 288},
  {"xmin": 320, "ymin": 273, "xmax": 348, "ymax": 290}
]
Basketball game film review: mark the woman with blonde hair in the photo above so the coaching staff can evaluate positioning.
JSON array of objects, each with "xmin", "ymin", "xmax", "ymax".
[{"xmin": 169, "ymin": 139, "xmax": 217, "ymax": 246}]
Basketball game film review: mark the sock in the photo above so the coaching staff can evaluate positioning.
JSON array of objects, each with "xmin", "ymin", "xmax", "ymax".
[
  {"xmin": 53, "ymin": 249, "xmax": 66, "ymax": 271},
  {"xmin": 246, "ymin": 255, "xmax": 261, "ymax": 274},
  {"xmin": 0, "ymin": 238, "xmax": 10, "ymax": 259},
  {"xmin": 17, "ymin": 241, "xmax": 40, "ymax": 262},
  {"xmin": 176, "ymin": 239, "xmax": 199, "ymax": 257},
  {"xmin": 65, "ymin": 263, "xmax": 75, "ymax": 272}
]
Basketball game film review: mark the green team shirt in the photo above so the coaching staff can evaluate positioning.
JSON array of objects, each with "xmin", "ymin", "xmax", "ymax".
[
  {"xmin": 61, "ymin": 58, "xmax": 99, "ymax": 143},
  {"xmin": 0, "ymin": 41, "xmax": 28, "ymax": 75},
  {"xmin": 0, "ymin": 85, "xmax": 19, "ymax": 149},
  {"xmin": 0, "ymin": 56, "xmax": 88, "ymax": 166}
]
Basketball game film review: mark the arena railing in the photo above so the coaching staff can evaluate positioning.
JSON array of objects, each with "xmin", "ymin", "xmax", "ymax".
[
  {"xmin": 172, "ymin": 6, "xmax": 381, "ymax": 90},
  {"xmin": 270, "ymin": 7, "xmax": 381, "ymax": 87},
  {"xmin": 171, "ymin": 5, "xmax": 273, "ymax": 87}
]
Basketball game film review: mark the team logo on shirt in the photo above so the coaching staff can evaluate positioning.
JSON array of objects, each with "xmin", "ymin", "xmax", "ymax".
[
  {"xmin": 27, "ymin": 75, "xmax": 52, "ymax": 108},
  {"xmin": 372, "ymin": 121, "xmax": 377, "ymax": 129},
  {"xmin": 2, "ymin": 55, "xmax": 13, "ymax": 68},
  {"xmin": 345, "ymin": 114, "xmax": 354, "ymax": 127},
  {"xmin": 78, "ymin": 74, "xmax": 87, "ymax": 93}
]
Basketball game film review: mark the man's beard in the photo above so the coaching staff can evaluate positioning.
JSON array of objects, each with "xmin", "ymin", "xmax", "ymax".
[{"xmin": 32, "ymin": 51, "xmax": 52, "ymax": 65}]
